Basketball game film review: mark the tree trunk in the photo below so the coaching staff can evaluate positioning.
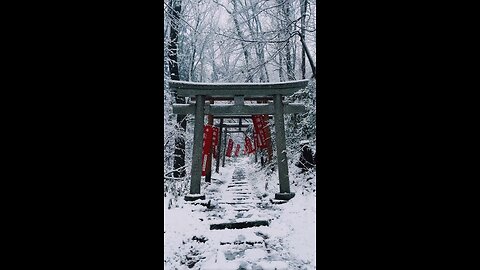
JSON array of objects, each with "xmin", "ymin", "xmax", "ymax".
[
  {"xmin": 300, "ymin": 0, "xmax": 307, "ymax": 79},
  {"xmin": 231, "ymin": 0, "xmax": 253, "ymax": 82},
  {"xmin": 278, "ymin": 45, "xmax": 284, "ymax": 81},
  {"xmin": 168, "ymin": 0, "xmax": 187, "ymax": 178},
  {"xmin": 299, "ymin": 33, "xmax": 316, "ymax": 77},
  {"xmin": 283, "ymin": 0, "xmax": 295, "ymax": 80}
]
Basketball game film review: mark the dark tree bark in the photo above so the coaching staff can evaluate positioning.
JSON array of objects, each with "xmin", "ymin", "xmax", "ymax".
[
  {"xmin": 231, "ymin": 0, "xmax": 253, "ymax": 82},
  {"xmin": 284, "ymin": 1, "xmax": 293, "ymax": 80},
  {"xmin": 278, "ymin": 45, "xmax": 284, "ymax": 81},
  {"xmin": 282, "ymin": 0, "xmax": 295, "ymax": 81},
  {"xmin": 168, "ymin": 0, "xmax": 187, "ymax": 178},
  {"xmin": 299, "ymin": 33, "xmax": 316, "ymax": 78},
  {"xmin": 300, "ymin": 0, "xmax": 307, "ymax": 79}
]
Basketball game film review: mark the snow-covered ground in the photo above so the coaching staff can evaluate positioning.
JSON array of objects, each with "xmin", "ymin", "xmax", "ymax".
[{"xmin": 164, "ymin": 156, "xmax": 316, "ymax": 269}]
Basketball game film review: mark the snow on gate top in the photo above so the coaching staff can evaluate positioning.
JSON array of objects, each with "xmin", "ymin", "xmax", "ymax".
[{"xmin": 167, "ymin": 79, "xmax": 310, "ymax": 98}]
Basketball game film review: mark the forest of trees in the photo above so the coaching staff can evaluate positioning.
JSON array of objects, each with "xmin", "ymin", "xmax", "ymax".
[{"xmin": 163, "ymin": 0, "xmax": 317, "ymax": 200}]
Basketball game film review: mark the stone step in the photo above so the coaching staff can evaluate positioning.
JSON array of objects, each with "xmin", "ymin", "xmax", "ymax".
[
  {"xmin": 219, "ymin": 241, "xmax": 263, "ymax": 246},
  {"xmin": 226, "ymin": 189, "xmax": 251, "ymax": 192},
  {"xmin": 210, "ymin": 220, "xmax": 270, "ymax": 230},
  {"xmin": 225, "ymin": 196, "xmax": 252, "ymax": 200},
  {"xmin": 185, "ymin": 199, "xmax": 212, "ymax": 208},
  {"xmin": 203, "ymin": 260, "xmax": 288, "ymax": 270},
  {"xmin": 220, "ymin": 199, "xmax": 259, "ymax": 202},
  {"xmin": 218, "ymin": 201, "xmax": 254, "ymax": 205},
  {"xmin": 270, "ymin": 198, "xmax": 289, "ymax": 204},
  {"xmin": 233, "ymin": 208, "xmax": 251, "ymax": 211},
  {"xmin": 231, "ymin": 204, "xmax": 253, "ymax": 207},
  {"xmin": 227, "ymin": 184, "xmax": 249, "ymax": 188}
]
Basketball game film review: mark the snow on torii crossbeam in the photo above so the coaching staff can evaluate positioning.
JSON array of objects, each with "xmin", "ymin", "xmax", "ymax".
[{"xmin": 169, "ymin": 79, "xmax": 309, "ymax": 202}]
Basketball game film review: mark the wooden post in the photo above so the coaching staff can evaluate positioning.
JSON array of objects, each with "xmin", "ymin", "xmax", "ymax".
[
  {"xmin": 215, "ymin": 118, "xmax": 223, "ymax": 173},
  {"xmin": 238, "ymin": 119, "xmax": 241, "ymax": 158},
  {"xmin": 222, "ymin": 129, "xmax": 227, "ymax": 167},
  {"xmin": 253, "ymin": 126, "xmax": 257, "ymax": 163},
  {"xmin": 205, "ymin": 100, "xmax": 214, "ymax": 182},
  {"xmin": 264, "ymin": 114, "xmax": 273, "ymax": 162},
  {"xmin": 185, "ymin": 95, "xmax": 206, "ymax": 201},
  {"xmin": 273, "ymin": 94, "xmax": 294, "ymax": 200}
]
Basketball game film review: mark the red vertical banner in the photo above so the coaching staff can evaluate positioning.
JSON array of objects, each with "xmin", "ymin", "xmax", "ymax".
[
  {"xmin": 226, "ymin": 138, "xmax": 234, "ymax": 157},
  {"xmin": 252, "ymin": 133, "xmax": 256, "ymax": 153},
  {"xmin": 201, "ymin": 125, "xmax": 214, "ymax": 176},
  {"xmin": 234, "ymin": 144, "xmax": 240, "ymax": 157},
  {"xmin": 244, "ymin": 136, "xmax": 254, "ymax": 154},
  {"xmin": 252, "ymin": 115, "xmax": 268, "ymax": 149},
  {"xmin": 252, "ymin": 115, "xmax": 261, "ymax": 146},
  {"xmin": 211, "ymin": 126, "xmax": 219, "ymax": 159},
  {"xmin": 262, "ymin": 114, "xmax": 272, "ymax": 145}
]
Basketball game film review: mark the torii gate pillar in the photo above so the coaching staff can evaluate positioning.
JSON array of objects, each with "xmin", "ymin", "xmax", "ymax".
[
  {"xmin": 273, "ymin": 94, "xmax": 294, "ymax": 200},
  {"xmin": 184, "ymin": 95, "xmax": 206, "ymax": 201}
]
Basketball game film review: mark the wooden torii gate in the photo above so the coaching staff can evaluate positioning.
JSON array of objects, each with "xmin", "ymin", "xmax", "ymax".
[{"xmin": 169, "ymin": 79, "xmax": 309, "ymax": 202}]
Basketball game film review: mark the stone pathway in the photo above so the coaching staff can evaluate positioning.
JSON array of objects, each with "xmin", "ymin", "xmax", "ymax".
[
  {"xmin": 215, "ymin": 167, "xmax": 262, "ymax": 217},
  {"xmin": 199, "ymin": 166, "xmax": 290, "ymax": 269},
  {"xmin": 180, "ymin": 164, "xmax": 313, "ymax": 270}
]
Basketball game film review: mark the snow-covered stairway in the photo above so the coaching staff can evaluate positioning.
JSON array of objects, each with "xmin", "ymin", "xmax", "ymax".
[
  {"xmin": 167, "ymin": 160, "xmax": 315, "ymax": 270},
  {"xmin": 210, "ymin": 166, "xmax": 269, "ymax": 230},
  {"xmin": 201, "ymin": 164, "xmax": 291, "ymax": 270}
]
